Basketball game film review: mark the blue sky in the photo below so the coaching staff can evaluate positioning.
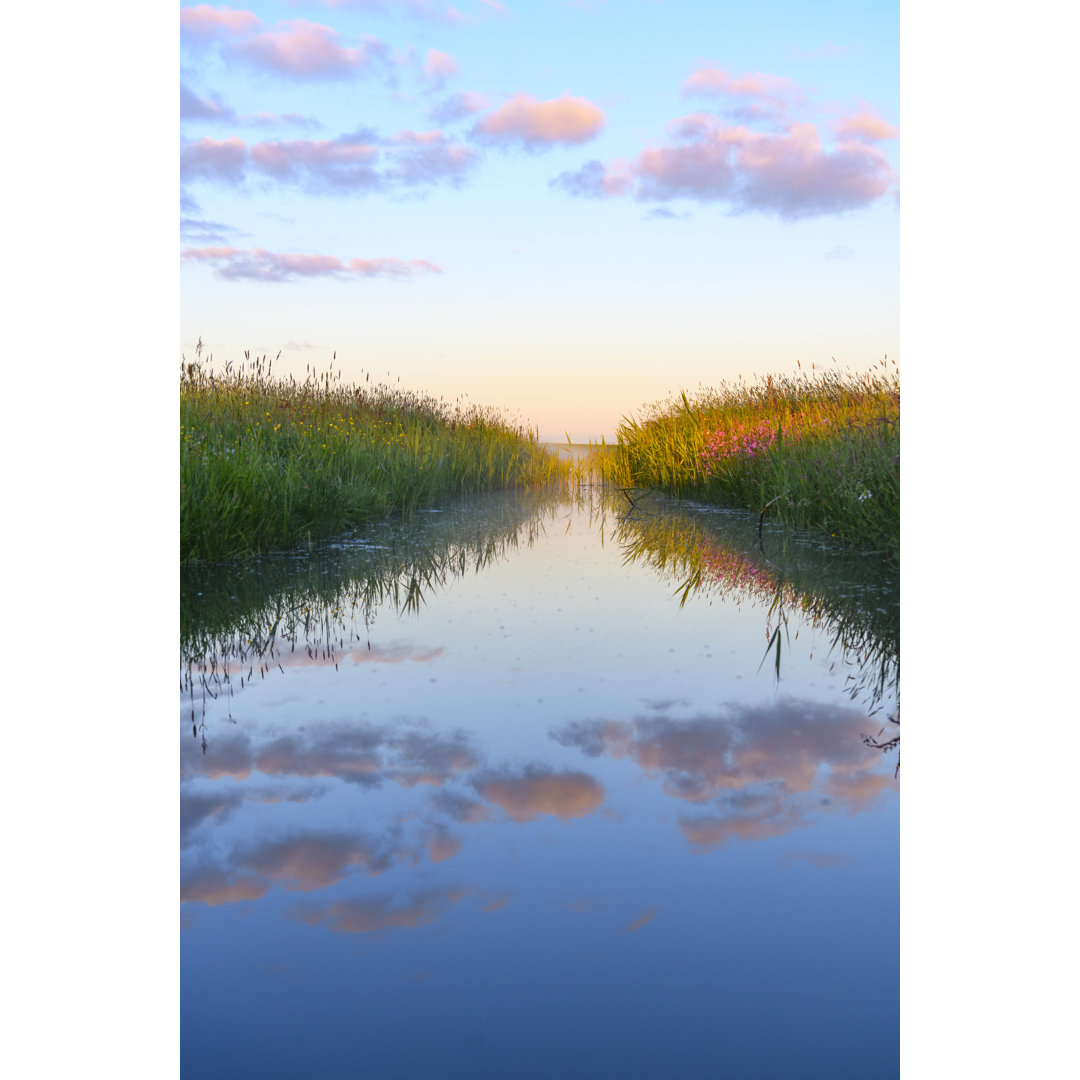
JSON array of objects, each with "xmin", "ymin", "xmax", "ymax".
[{"xmin": 180, "ymin": 0, "xmax": 899, "ymax": 439}]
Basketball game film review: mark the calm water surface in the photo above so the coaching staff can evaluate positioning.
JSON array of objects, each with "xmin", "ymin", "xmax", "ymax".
[{"xmin": 181, "ymin": 484, "xmax": 899, "ymax": 1079}]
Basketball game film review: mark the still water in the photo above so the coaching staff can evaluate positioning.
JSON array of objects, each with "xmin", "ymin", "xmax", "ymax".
[{"xmin": 181, "ymin": 482, "xmax": 899, "ymax": 1079}]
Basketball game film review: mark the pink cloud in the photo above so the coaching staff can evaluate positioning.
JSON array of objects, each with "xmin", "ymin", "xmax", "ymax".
[
  {"xmin": 389, "ymin": 129, "xmax": 449, "ymax": 145},
  {"xmin": 248, "ymin": 133, "xmax": 380, "ymax": 187},
  {"xmin": 475, "ymin": 92, "xmax": 605, "ymax": 147},
  {"xmin": 180, "ymin": 136, "xmax": 248, "ymax": 182},
  {"xmin": 548, "ymin": 158, "xmax": 633, "ymax": 198},
  {"xmin": 384, "ymin": 129, "xmax": 476, "ymax": 185},
  {"xmin": 181, "ymin": 129, "xmax": 475, "ymax": 192},
  {"xmin": 229, "ymin": 20, "xmax": 383, "ymax": 79},
  {"xmin": 180, "ymin": 84, "xmax": 319, "ymax": 128},
  {"xmin": 429, "ymin": 90, "xmax": 490, "ymax": 124},
  {"xmin": 423, "ymin": 48, "xmax": 460, "ymax": 84},
  {"xmin": 715, "ymin": 121, "xmax": 894, "ymax": 216},
  {"xmin": 552, "ymin": 113, "xmax": 895, "ymax": 219},
  {"xmin": 181, "ymin": 246, "xmax": 443, "ymax": 283},
  {"xmin": 680, "ymin": 66, "xmax": 803, "ymax": 125},
  {"xmin": 682, "ymin": 65, "xmax": 801, "ymax": 105},
  {"xmin": 180, "ymin": 4, "xmax": 261, "ymax": 39},
  {"xmin": 834, "ymin": 110, "xmax": 899, "ymax": 142},
  {"xmin": 180, "ymin": 84, "xmax": 235, "ymax": 123}
]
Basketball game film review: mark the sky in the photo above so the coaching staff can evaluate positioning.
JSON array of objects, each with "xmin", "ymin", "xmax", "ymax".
[{"xmin": 180, "ymin": 0, "xmax": 899, "ymax": 440}]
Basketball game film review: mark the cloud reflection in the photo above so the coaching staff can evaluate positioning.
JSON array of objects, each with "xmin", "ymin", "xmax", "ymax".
[
  {"xmin": 180, "ymin": 790, "xmax": 245, "ymax": 845},
  {"xmin": 235, "ymin": 831, "xmax": 398, "ymax": 890},
  {"xmin": 423, "ymin": 825, "xmax": 463, "ymax": 863},
  {"xmin": 473, "ymin": 766, "xmax": 605, "ymax": 822},
  {"xmin": 678, "ymin": 796, "xmax": 806, "ymax": 852},
  {"xmin": 181, "ymin": 723, "xmax": 480, "ymax": 789},
  {"xmin": 554, "ymin": 699, "xmax": 879, "ymax": 802},
  {"xmin": 623, "ymin": 907, "xmax": 661, "ymax": 933},
  {"xmin": 287, "ymin": 887, "xmax": 467, "ymax": 936},
  {"xmin": 427, "ymin": 789, "xmax": 493, "ymax": 823},
  {"xmin": 181, "ymin": 866, "xmax": 270, "ymax": 907},
  {"xmin": 553, "ymin": 698, "xmax": 894, "ymax": 849}
]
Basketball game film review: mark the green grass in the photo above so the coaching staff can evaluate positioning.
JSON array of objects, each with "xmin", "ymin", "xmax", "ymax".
[
  {"xmin": 596, "ymin": 360, "xmax": 899, "ymax": 562},
  {"xmin": 181, "ymin": 348, "xmax": 570, "ymax": 563}
]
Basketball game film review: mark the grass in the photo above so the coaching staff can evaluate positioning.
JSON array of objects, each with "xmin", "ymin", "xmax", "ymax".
[
  {"xmin": 596, "ymin": 360, "xmax": 899, "ymax": 562},
  {"xmin": 181, "ymin": 345, "xmax": 571, "ymax": 563}
]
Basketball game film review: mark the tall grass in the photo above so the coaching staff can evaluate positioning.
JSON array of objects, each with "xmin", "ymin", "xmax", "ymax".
[
  {"xmin": 181, "ymin": 345, "xmax": 570, "ymax": 563},
  {"xmin": 598, "ymin": 360, "xmax": 899, "ymax": 561}
]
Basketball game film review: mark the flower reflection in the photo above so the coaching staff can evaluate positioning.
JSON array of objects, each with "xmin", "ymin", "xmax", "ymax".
[{"xmin": 614, "ymin": 496, "xmax": 899, "ymax": 752}]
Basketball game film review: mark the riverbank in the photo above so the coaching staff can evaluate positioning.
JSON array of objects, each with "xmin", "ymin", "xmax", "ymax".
[
  {"xmin": 180, "ymin": 351, "xmax": 571, "ymax": 564},
  {"xmin": 594, "ymin": 361, "xmax": 899, "ymax": 562}
]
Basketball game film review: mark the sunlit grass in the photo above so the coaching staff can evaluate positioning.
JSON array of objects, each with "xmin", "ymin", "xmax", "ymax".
[
  {"xmin": 596, "ymin": 360, "xmax": 899, "ymax": 561},
  {"xmin": 181, "ymin": 345, "xmax": 570, "ymax": 563}
]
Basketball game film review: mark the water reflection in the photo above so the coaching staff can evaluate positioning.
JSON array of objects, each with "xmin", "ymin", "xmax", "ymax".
[
  {"xmin": 553, "ymin": 699, "xmax": 893, "ymax": 851},
  {"xmin": 611, "ymin": 493, "xmax": 900, "ymax": 767},
  {"xmin": 180, "ymin": 485, "xmax": 899, "ymax": 1077},
  {"xmin": 181, "ymin": 488, "xmax": 592, "ymax": 746},
  {"xmin": 181, "ymin": 486, "xmax": 897, "ymax": 901}
]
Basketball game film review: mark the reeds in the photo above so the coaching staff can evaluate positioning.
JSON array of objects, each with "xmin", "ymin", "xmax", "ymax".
[
  {"xmin": 181, "ymin": 345, "xmax": 570, "ymax": 563},
  {"xmin": 597, "ymin": 360, "xmax": 899, "ymax": 561}
]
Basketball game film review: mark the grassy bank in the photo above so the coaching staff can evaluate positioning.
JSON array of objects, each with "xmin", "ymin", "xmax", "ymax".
[
  {"xmin": 181, "ymin": 350, "xmax": 570, "ymax": 563},
  {"xmin": 597, "ymin": 361, "xmax": 899, "ymax": 561}
]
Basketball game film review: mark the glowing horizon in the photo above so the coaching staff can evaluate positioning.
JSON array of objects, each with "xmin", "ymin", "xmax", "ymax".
[{"xmin": 180, "ymin": 1, "xmax": 899, "ymax": 442}]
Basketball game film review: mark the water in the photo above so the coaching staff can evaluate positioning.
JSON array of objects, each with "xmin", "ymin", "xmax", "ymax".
[{"xmin": 180, "ymin": 484, "xmax": 899, "ymax": 1079}]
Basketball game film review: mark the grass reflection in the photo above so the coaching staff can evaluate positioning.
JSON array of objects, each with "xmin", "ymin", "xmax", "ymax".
[
  {"xmin": 182, "ymin": 485, "xmax": 899, "ymax": 768},
  {"xmin": 181, "ymin": 487, "xmax": 580, "ymax": 743},
  {"xmin": 612, "ymin": 495, "xmax": 899, "ymax": 769}
]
